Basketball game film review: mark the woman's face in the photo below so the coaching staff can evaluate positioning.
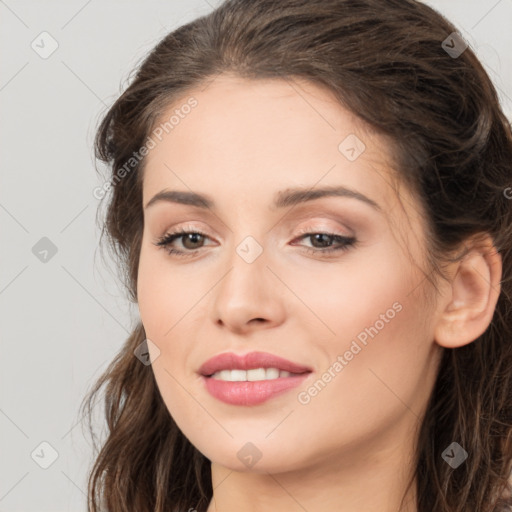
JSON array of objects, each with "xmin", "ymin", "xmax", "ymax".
[{"xmin": 137, "ymin": 74, "xmax": 443, "ymax": 474}]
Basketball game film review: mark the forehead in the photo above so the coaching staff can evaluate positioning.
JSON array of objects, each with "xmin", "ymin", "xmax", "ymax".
[{"xmin": 141, "ymin": 74, "xmax": 409, "ymax": 217}]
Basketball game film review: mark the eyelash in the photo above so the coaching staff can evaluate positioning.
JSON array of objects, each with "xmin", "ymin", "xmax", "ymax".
[{"xmin": 153, "ymin": 226, "xmax": 357, "ymax": 259}]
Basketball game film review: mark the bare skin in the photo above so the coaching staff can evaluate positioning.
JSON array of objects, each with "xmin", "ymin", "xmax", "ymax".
[{"xmin": 136, "ymin": 73, "xmax": 502, "ymax": 512}]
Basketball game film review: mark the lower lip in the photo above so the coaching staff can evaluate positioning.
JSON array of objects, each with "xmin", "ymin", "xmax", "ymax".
[{"xmin": 202, "ymin": 373, "xmax": 311, "ymax": 406}]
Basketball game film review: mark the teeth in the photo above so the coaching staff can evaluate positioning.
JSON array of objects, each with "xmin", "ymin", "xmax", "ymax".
[{"xmin": 210, "ymin": 367, "xmax": 294, "ymax": 381}]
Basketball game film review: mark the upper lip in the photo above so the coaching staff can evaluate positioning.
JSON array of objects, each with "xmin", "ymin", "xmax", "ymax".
[{"xmin": 198, "ymin": 351, "xmax": 313, "ymax": 376}]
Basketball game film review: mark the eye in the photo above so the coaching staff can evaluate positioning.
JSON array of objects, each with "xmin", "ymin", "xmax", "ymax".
[
  {"xmin": 153, "ymin": 227, "xmax": 212, "ymax": 258},
  {"xmin": 153, "ymin": 227, "xmax": 357, "ymax": 258},
  {"xmin": 291, "ymin": 230, "xmax": 357, "ymax": 256}
]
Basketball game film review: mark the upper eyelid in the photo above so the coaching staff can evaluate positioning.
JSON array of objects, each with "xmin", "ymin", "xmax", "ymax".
[
  {"xmin": 165, "ymin": 218, "xmax": 354, "ymax": 236},
  {"xmin": 166, "ymin": 226, "xmax": 352, "ymax": 241}
]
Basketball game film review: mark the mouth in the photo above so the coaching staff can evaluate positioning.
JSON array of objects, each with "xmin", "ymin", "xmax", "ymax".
[
  {"xmin": 207, "ymin": 367, "xmax": 308, "ymax": 381},
  {"xmin": 198, "ymin": 351, "xmax": 313, "ymax": 406},
  {"xmin": 198, "ymin": 350, "xmax": 312, "ymax": 377}
]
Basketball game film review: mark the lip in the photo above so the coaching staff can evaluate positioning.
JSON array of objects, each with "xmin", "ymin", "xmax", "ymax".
[
  {"xmin": 198, "ymin": 351, "xmax": 313, "ymax": 406},
  {"xmin": 201, "ymin": 374, "xmax": 310, "ymax": 406},
  {"xmin": 198, "ymin": 351, "xmax": 313, "ymax": 376}
]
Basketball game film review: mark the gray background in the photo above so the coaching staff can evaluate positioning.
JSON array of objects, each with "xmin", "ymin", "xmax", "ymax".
[{"xmin": 1, "ymin": 1, "xmax": 511, "ymax": 510}]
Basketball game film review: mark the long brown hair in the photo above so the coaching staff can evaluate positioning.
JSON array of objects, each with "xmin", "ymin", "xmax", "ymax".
[{"xmin": 81, "ymin": 0, "xmax": 512, "ymax": 510}]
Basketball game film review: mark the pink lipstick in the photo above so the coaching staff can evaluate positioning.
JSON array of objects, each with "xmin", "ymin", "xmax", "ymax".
[{"xmin": 198, "ymin": 351, "xmax": 312, "ymax": 406}]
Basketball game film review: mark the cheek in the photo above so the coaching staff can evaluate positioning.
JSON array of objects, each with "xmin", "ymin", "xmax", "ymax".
[
  {"xmin": 137, "ymin": 244, "xmax": 201, "ymax": 340},
  {"xmin": 294, "ymin": 247, "xmax": 435, "ymax": 415},
  {"xmin": 136, "ymin": 251, "xmax": 204, "ymax": 432},
  {"xmin": 298, "ymin": 285, "xmax": 435, "ymax": 442},
  {"xmin": 286, "ymin": 241, "xmax": 421, "ymax": 343}
]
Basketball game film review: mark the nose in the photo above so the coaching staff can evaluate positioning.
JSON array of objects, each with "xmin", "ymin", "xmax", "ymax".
[{"xmin": 210, "ymin": 244, "xmax": 287, "ymax": 335}]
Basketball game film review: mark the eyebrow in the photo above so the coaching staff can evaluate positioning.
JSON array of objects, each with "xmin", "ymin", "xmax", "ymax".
[{"xmin": 144, "ymin": 185, "xmax": 381, "ymax": 212}]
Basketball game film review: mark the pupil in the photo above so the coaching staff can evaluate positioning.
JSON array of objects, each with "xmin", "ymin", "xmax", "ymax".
[
  {"xmin": 313, "ymin": 234, "xmax": 331, "ymax": 247},
  {"xmin": 184, "ymin": 233, "xmax": 202, "ymax": 249}
]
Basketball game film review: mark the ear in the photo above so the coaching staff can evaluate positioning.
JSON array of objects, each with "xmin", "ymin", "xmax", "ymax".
[{"xmin": 434, "ymin": 235, "xmax": 502, "ymax": 349}]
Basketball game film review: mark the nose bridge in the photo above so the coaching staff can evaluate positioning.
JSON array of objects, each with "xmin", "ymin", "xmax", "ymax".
[
  {"xmin": 223, "ymin": 200, "xmax": 270, "ymax": 269},
  {"xmin": 210, "ymin": 224, "xmax": 286, "ymax": 331},
  {"xmin": 220, "ymin": 231, "xmax": 269, "ymax": 300}
]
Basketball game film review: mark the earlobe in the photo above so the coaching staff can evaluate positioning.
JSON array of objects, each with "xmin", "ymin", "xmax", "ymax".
[{"xmin": 434, "ymin": 237, "xmax": 502, "ymax": 349}]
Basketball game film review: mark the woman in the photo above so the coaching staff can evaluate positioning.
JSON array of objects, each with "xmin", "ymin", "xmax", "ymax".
[{"xmin": 82, "ymin": 0, "xmax": 512, "ymax": 510}]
